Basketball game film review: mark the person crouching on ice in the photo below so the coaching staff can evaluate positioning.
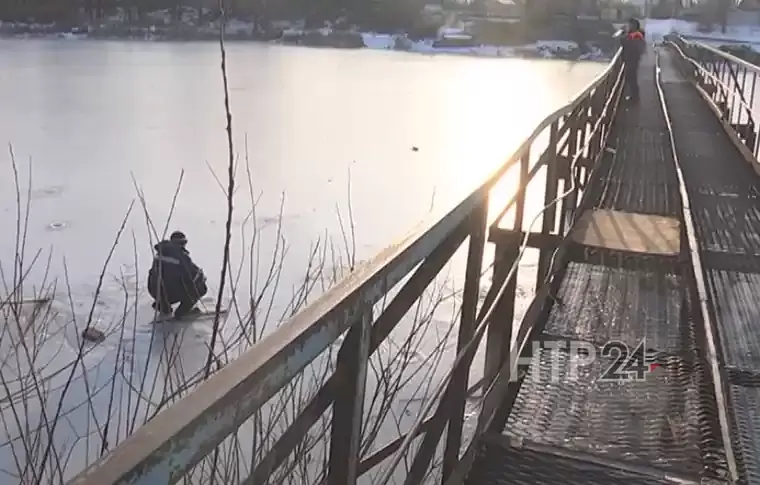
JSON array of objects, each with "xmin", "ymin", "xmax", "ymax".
[
  {"xmin": 620, "ymin": 18, "xmax": 646, "ymax": 102},
  {"xmin": 148, "ymin": 230, "xmax": 207, "ymax": 319}
]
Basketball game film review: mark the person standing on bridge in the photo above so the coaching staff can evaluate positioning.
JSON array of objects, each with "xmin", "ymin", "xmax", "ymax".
[{"xmin": 621, "ymin": 18, "xmax": 646, "ymax": 103}]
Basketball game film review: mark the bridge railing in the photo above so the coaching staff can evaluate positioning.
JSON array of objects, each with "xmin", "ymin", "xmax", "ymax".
[
  {"xmin": 666, "ymin": 34, "xmax": 760, "ymax": 160},
  {"xmin": 68, "ymin": 51, "xmax": 624, "ymax": 485}
]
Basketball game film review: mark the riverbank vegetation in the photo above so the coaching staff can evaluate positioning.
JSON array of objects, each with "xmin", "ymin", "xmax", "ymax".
[
  {"xmin": 1, "ymin": 0, "xmax": 625, "ymax": 54},
  {"xmin": 1, "ymin": 0, "xmax": 432, "ymax": 36}
]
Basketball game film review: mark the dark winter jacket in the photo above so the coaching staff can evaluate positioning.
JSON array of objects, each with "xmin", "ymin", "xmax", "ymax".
[
  {"xmin": 621, "ymin": 29, "xmax": 646, "ymax": 66},
  {"xmin": 147, "ymin": 240, "xmax": 204, "ymax": 299}
]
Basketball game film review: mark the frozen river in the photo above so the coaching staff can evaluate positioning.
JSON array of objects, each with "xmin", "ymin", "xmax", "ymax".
[{"xmin": 0, "ymin": 39, "xmax": 604, "ymax": 483}]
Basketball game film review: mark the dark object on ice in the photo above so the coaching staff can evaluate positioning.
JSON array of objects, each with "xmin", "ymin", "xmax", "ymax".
[
  {"xmin": 147, "ymin": 230, "xmax": 208, "ymax": 319},
  {"xmin": 412, "ymin": 146, "xmax": 419, "ymax": 152},
  {"xmin": 0, "ymin": 297, "xmax": 50, "ymax": 308},
  {"xmin": 82, "ymin": 327, "xmax": 105, "ymax": 343}
]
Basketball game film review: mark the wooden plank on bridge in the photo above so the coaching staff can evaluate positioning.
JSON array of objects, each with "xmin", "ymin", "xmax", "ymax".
[{"xmin": 570, "ymin": 209, "xmax": 680, "ymax": 256}]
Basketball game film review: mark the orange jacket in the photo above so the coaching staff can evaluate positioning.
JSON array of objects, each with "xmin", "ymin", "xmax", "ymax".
[{"xmin": 622, "ymin": 30, "xmax": 646, "ymax": 63}]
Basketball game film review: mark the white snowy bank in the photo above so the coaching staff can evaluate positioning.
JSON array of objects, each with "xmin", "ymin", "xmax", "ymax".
[
  {"xmin": 644, "ymin": 18, "xmax": 760, "ymax": 50},
  {"xmin": 359, "ymin": 32, "xmax": 608, "ymax": 60},
  {"xmin": 0, "ymin": 20, "xmax": 613, "ymax": 61}
]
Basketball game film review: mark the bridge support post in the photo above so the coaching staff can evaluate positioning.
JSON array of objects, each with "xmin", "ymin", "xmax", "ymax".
[
  {"xmin": 536, "ymin": 121, "xmax": 560, "ymax": 290},
  {"xmin": 441, "ymin": 196, "xmax": 488, "ymax": 482},
  {"xmin": 483, "ymin": 150, "xmax": 529, "ymax": 393},
  {"xmin": 327, "ymin": 306, "xmax": 372, "ymax": 485}
]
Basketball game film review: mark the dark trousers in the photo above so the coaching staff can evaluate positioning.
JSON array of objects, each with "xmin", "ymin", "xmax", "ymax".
[
  {"xmin": 150, "ymin": 279, "xmax": 207, "ymax": 317},
  {"xmin": 624, "ymin": 62, "xmax": 640, "ymax": 100}
]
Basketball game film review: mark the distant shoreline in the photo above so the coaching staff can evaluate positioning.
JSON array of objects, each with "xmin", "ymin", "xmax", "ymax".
[{"xmin": 0, "ymin": 27, "xmax": 615, "ymax": 63}]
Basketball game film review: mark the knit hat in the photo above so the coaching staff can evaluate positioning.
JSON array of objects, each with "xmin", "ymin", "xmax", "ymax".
[{"xmin": 170, "ymin": 231, "xmax": 187, "ymax": 245}]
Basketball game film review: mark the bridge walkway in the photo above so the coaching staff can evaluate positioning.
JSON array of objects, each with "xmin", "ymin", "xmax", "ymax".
[{"xmin": 465, "ymin": 45, "xmax": 760, "ymax": 484}]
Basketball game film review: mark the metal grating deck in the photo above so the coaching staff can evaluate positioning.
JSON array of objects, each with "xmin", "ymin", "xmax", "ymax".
[
  {"xmin": 465, "ymin": 437, "xmax": 678, "ymax": 484},
  {"xmin": 661, "ymin": 45, "xmax": 760, "ymax": 485},
  {"xmin": 466, "ymin": 49, "xmax": 731, "ymax": 485}
]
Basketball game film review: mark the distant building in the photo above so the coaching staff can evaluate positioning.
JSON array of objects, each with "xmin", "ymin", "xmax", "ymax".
[
  {"xmin": 422, "ymin": 3, "xmax": 447, "ymax": 22},
  {"xmin": 600, "ymin": 0, "xmax": 646, "ymax": 21},
  {"xmin": 521, "ymin": 0, "xmax": 602, "ymax": 21},
  {"xmin": 482, "ymin": 0, "xmax": 524, "ymax": 19}
]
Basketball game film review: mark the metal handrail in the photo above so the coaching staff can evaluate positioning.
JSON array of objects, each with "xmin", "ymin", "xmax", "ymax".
[
  {"xmin": 68, "ymin": 49, "xmax": 623, "ymax": 485},
  {"xmin": 668, "ymin": 34, "xmax": 759, "ymax": 156},
  {"xmin": 472, "ymin": 55, "xmax": 625, "ymax": 438},
  {"xmin": 689, "ymin": 38, "xmax": 760, "ymax": 76},
  {"xmin": 374, "ymin": 52, "xmax": 626, "ymax": 485},
  {"xmin": 668, "ymin": 37, "xmax": 755, "ymax": 122},
  {"xmin": 654, "ymin": 44, "xmax": 740, "ymax": 485}
]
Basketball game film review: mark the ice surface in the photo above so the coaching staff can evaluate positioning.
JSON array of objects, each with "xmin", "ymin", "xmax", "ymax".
[{"xmin": 0, "ymin": 41, "xmax": 603, "ymax": 481}]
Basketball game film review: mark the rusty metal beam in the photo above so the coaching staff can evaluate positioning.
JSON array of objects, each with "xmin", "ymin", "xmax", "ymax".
[
  {"xmin": 327, "ymin": 307, "xmax": 372, "ymax": 484},
  {"xmin": 442, "ymin": 199, "xmax": 488, "ymax": 482},
  {"xmin": 484, "ymin": 148, "xmax": 530, "ymax": 390},
  {"xmin": 536, "ymin": 122, "xmax": 560, "ymax": 290},
  {"xmin": 487, "ymin": 228, "xmax": 561, "ymax": 251},
  {"xmin": 558, "ymin": 113, "xmax": 582, "ymax": 234}
]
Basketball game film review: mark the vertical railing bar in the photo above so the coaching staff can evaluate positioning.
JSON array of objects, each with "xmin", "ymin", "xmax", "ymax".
[
  {"xmin": 584, "ymin": 89, "xmax": 601, "ymax": 189},
  {"xmin": 326, "ymin": 306, "xmax": 373, "ymax": 485},
  {"xmin": 556, "ymin": 119, "xmax": 571, "ymax": 236},
  {"xmin": 483, "ymin": 174, "xmax": 524, "ymax": 424},
  {"xmin": 722, "ymin": 58, "xmax": 729, "ymax": 101},
  {"xmin": 750, "ymin": 69, "xmax": 757, "ymax": 110},
  {"xmin": 590, "ymin": 88, "xmax": 600, "ymax": 161},
  {"xmin": 728, "ymin": 62, "xmax": 738, "ymax": 122},
  {"xmin": 595, "ymin": 86, "xmax": 605, "ymax": 163},
  {"xmin": 715, "ymin": 59, "xmax": 726, "ymax": 109},
  {"xmin": 559, "ymin": 108, "xmax": 581, "ymax": 234},
  {"xmin": 536, "ymin": 122, "xmax": 559, "ymax": 290},
  {"xmin": 749, "ymin": 67, "xmax": 759, "ymax": 157},
  {"xmin": 483, "ymin": 146, "xmax": 529, "ymax": 387},
  {"xmin": 441, "ymin": 196, "xmax": 488, "ymax": 483},
  {"xmin": 716, "ymin": 57, "xmax": 724, "ymax": 113},
  {"xmin": 740, "ymin": 66, "xmax": 748, "ymax": 127},
  {"xmin": 577, "ymin": 99, "xmax": 589, "ymax": 192},
  {"xmin": 516, "ymin": 151, "xmax": 529, "ymax": 235}
]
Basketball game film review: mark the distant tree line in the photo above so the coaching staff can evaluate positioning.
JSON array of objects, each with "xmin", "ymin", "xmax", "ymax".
[{"xmin": 0, "ymin": 0, "xmax": 429, "ymax": 31}]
